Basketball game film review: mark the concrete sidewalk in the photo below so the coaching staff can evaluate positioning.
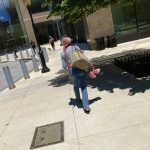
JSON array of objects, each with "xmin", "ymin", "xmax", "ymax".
[{"xmin": 0, "ymin": 38, "xmax": 150, "ymax": 150}]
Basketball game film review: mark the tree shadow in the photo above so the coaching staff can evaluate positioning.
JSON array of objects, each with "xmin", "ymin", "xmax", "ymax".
[
  {"xmin": 69, "ymin": 97, "xmax": 101, "ymax": 108},
  {"xmin": 48, "ymin": 73, "xmax": 69, "ymax": 87},
  {"xmin": 55, "ymin": 69, "xmax": 66, "ymax": 74},
  {"xmin": 128, "ymin": 76, "xmax": 150, "ymax": 96},
  {"xmin": 87, "ymin": 62, "xmax": 150, "ymax": 96},
  {"xmin": 48, "ymin": 58, "xmax": 150, "ymax": 96}
]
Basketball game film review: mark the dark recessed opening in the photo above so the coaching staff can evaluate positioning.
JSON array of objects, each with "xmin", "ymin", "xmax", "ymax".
[{"xmin": 114, "ymin": 49, "xmax": 150, "ymax": 78}]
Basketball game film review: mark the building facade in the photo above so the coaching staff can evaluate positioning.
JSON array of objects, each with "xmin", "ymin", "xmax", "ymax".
[
  {"xmin": 111, "ymin": 0, "xmax": 150, "ymax": 43},
  {"xmin": 0, "ymin": 0, "xmax": 150, "ymax": 51},
  {"xmin": 0, "ymin": 0, "xmax": 28, "ymax": 51},
  {"xmin": 18, "ymin": 0, "xmax": 81, "ymax": 45}
]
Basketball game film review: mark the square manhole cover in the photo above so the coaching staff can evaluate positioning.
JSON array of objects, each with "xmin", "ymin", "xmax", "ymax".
[{"xmin": 30, "ymin": 121, "xmax": 64, "ymax": 149}]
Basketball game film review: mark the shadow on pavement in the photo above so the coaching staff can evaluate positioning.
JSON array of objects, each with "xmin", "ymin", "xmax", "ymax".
[
  {"xmin": 48, "ymin": 60, "xmax": 150, "ymax": 96},
  {"xmin": 69, "ymin": 97, "xmax": 101, "ymax": 108},
  {"xmin": 87, "ymin": 62, "xmax": 150, "ymax": 96},
  {"xmin": 48, "ymin": 73, "xmax": 69, "ymax": 87},
  {"xmin": 55, "ymin": 69, "xmax": 66, "ymax": 74},
  {"xmin": 18, "ymin": 58, "xmax": 32, "ymax": 62}
]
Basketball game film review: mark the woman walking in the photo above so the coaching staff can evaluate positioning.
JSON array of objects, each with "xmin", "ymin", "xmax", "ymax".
[
  {"xmin": 49, "ymin": 36, "xmax": 55, "ymax": 50},
  {"xmin": 60, "ymin": 36, "xmax": 91, "ymax": 114}
]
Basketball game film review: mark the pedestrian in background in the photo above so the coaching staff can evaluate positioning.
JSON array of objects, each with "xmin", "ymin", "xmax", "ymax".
[
  {"xmin": 60, "ymin": 36, "xmax": 91, "ymax": 114},
  {"xmin": 30, "ymin": 40, "xmax": 36, "ymax": 55},
  {"xmin": 49, "ymin": 36, "xmax": 55, "ymax": 51}
]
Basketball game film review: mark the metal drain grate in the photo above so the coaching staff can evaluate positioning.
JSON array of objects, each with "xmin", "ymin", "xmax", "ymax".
[{"xmin": 30, "ymin": 121, "xmax": 64, "ymax": 149}]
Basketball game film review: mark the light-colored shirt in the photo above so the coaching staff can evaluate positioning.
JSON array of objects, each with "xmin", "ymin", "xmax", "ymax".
[{"xmin": 60, "ymin": 45, "xmax": 80, "ymax": 70}]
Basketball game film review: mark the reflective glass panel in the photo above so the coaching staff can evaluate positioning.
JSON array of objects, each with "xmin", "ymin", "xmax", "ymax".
[
  {"xmin": 111, "ymin": 0, "xmax": 150, "ymax": 35},
  {"xmin": 111, "ymin": 1, "xmax": 137, "ymax": 35},
  {"xmin": 136, "ymin": 0, "xmax": 150, "ymax": 30},
  {"xmin": 31, "ymin": 0, "xmax": 48, "ymax": 13},
  {"xmin": 0, "ymin": 0, "xmax": 28, "ymax": 52}
]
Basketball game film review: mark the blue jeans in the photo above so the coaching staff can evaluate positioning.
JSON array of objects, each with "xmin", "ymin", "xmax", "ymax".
[{"xmin": 70, "ymin": 67, "xmax": 89, "ymax": 109}]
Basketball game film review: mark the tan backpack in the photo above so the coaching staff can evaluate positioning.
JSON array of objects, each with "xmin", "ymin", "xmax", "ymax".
[{"xmin": 71, "ymin": 46, "xmax": 92, "ymax": 71}]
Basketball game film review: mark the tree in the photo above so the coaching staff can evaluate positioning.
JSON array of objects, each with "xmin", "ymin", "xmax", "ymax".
[
  {"xmin": 0, "ymin": 20, "xmax": 9, "ymax": 33},
  {"xmin": 42, "ymin": 0, "xmax": 135, "ymax": 23}
]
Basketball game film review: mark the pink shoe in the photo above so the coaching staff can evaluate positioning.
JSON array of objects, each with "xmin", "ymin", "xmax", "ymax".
[
  {"xmin": 88, "ymin": 71, "xmax": 96, "ymax": 79},
  {"xmin": 93, "ymin": 68, "xmax": 100, "ymax": 75}
]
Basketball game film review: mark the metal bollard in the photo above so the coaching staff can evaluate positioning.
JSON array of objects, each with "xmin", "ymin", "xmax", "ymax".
[
  {"xmin": 31, "ymin": 55, "xmax": 39, "ymax": 72},
  {"xmin": 3, "ymin": 66, "xmax": 16, "ymax": 89},
  {"xmin": 35, "ymin": 47, "xmax": 39, "ymax": 54},
  {"xmin": 0, "ymin": 56, "xmax": 2, "ymax": 63},
  {"xmin": 26, "ymin": 49, "xmax": 30, "ymax": 57},
  {"xmin": 36, "ymin": 48, "xmax": 41, "ymax": 65},
  {"xmin": 20, "ymin": 60, "xmax": 30, "ymax": 79},
  {"xmin": 5, "ymin": 52, "xmax": 9, "ymax": 61},
  {"xmin": 42, "ymin": 48, "xmax": 49, "ymax": 62},
  {"xmin": 31, "ymin": 48, "xmax": 35, "ymax": 56},
  {"xmin": 13, "ymin": 52, "xmax": 17, "ymax": 61},
  {"xmin": 20, "ymin": 50, "xmax": 24, "ymax": 59}
]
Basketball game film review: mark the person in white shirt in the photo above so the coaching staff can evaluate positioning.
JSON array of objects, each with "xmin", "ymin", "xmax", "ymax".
[{"xmin": 60, "ymin": 36, "xmax": 91, "ymax": 114}]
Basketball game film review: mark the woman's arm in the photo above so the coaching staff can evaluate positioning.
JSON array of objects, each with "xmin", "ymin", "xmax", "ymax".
[
  {"xmin": 60, "ymin": 52, "xmax": 67, "ymax": 70},
  {"xmin": 73, "ymin": 45, "xmax": 84, "ymax": 53}
]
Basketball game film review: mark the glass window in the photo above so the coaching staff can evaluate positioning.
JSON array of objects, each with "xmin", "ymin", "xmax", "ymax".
[
  {"xmin": 0, "ymin": 0, "xmax": 19, "ymax": 24},
  {"xmin": 31, "ymin": 0, "xmax": 48, "ymax": 14},
  {"xmin": 111, "ymin": 1, "xmax": 137, "ymax": 35},
  {"xmin": 0, "ymin": 0, "xmax": 28, "ymax": 52},
  {"xmin": 111, "ymin": 0, "xmax": 150, "ymax": 35},
  {"xmin": 0, "ymin": 0, "xmax": 10, "ymax": 24},
  {"xmin": 136, "ymin": 0, "xmax": 150, "ymax": 30}
]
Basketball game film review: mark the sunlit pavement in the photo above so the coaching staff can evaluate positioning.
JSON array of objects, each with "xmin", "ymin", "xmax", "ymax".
[{"xmin": 0, "ymin": 38, "xmax": 150, "ymax": 150}]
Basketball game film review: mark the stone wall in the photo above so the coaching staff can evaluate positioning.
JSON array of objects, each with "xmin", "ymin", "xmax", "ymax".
[{"xmin": 18, "ymin": 2, "xmax": 115, "ymax": 49}]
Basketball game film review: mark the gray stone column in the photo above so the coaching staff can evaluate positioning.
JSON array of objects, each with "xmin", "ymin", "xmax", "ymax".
[
  {"xmin": 14, "ymin": 0, "xmax": 29, "ymax": 44},
  {"xmin": 17, "ymin": 0, "xmax": 37, "ymax": 44}
]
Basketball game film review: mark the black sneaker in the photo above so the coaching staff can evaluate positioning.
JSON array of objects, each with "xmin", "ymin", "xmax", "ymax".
[
  {"xmin": 84, "ymin": 108, "xmax": 91, "ymax": 114},
  {"xmin": 78, "ymin": 99, "xmax": 82, "ymax": 103}
]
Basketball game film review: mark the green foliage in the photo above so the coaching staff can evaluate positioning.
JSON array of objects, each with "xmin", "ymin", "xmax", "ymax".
[
  {"xmin": 0, "ymin": 21, "xmax": 7, "ymax": 33},
  {"xmin": 42, "ymin": 0, "xmax": 134, "ymax": 23}
]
